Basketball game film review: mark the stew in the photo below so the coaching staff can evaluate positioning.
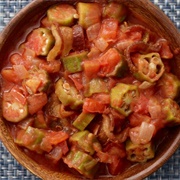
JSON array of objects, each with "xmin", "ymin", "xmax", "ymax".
[{"xmin": 1, "ymin": 1, "xmax": 180, "ymax": 178}]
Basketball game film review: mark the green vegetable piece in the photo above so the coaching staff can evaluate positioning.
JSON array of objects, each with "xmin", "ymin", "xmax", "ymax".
[
  {"xmin": 126, "ymin": 139, "xmax": 155, "ymax": 163},
  {"xmin": 110, "ymin": 83, "xmax": 138, "ymax": 116},
  {"xmin": 23, "ymin": 67, "xmax": 50, "ymax": 94},
  {"xmin": 161, "ymin": 98, "xmax": 180, "ymax": 126},
  {"xmin": 69, "ymin": 130, "xmax": 102, "ymax": 155},
  {"xmin": 15, "ymin": 126, "xmax": 45, "ymax": 154},
  {"xmin": 47, "ymin": 4, "xmax": 77, "ymax": 26},
  {"xmin": 133, "ymin": 53, "xmax": 165, "ymax": 83},
  {"xmin": 73, "ymin": 112, "xmax": 95, "ymax": 131},
  {"xmin": 103, "ymin": 2, "xmax": 127, "ymax": 23},
  {"xmin": 158, "ymin": 72, "xmax": 180, "ymax": 99},
  {"xmin": 55, "ymin": 78, "xmax": 83, "ymax": 109},
  {"xmin": 77, "ymin": 2, "xmax": 101, "ymax": 29},
  {"xmin": 62, "ymin": 51, "xmax": 88, "ymax": 73},
  {"xmin": 63, "ymin": 150, "xmax": 99, "ymax": 178},
  {"xmin": 85, "ymin": 78, "xmax": 109, "ymax": 97}
]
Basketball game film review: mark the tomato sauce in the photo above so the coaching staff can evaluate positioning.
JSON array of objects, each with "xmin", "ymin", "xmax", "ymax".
[{"xmin": 1, "ymin": 1, "xmax": 180, "ymax": 179}]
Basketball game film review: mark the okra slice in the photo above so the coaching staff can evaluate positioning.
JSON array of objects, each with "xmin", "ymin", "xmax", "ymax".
[
  {"xmin": 158, "ymin": 73, "xmax": 180, "ymax": 99},
  {"xmin": 15, "ymin": 126, "xmax": 45, "ymax": 154},
  {"xmin": 110, "ymin": 83, "xmax": 138, "ymax": 116},
  {"xmin": 73, "ymin": 112, "xmax": 95, "ymax": 131},
  {"xmin": 77, "ymin": 2, "xmax": 101, "ymax": 29},
  {"xmin": 103, "ymin": 2, "xmax": 127, "ymax": 23},
  {"xmin": 133, "ymin": 53, "xmax": 165, "ymax": 83},
  {"xmin": 23, "ymin": 67, "xmax": 50, "ymax": 94},
  {"xmin": 2, "ymin": 89, "xmax": 28, "ymax": 122},
  {"xmin": 63, "ymin": 150, "xmax": 99, "ymax": 178},
  {"xmin": 62, "ymin": 51, "xmax": 88, "ymax": 73},
  {"xmin": 161, "ymin": 98, "xmax": 180, "ymax": 126},
  {"xmin": 85, "ymin": 78, "xmax": 109, "ymax": 97},
  {"xmin": 47, "ymin": 4, "xmax": 78, "ymax": 26},
  {"xmin": 126, "ymin": 139, "xmax": 155, "ymax": 163},
  {"xmin": 55, "ymin": 78, "xmax": 83, "ymax": 109},
  {"xmin": 69, "ymin": 130, "xmax": 102, "ymax": 155},
  {"xmin": 26, "ymin": 28, "xmax": 55, "ymax": 56}
]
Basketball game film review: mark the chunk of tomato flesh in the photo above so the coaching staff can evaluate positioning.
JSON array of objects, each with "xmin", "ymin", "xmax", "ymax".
[
  {"xmin": 98, "ymin": 19, "xmax": 119, "ymax": 42},
  {"xmin": 98, "ymin": 48, "xmax": 121, "ymax": 76},
  {"xmin": 27, "ymin": 93, "xmax": 48, "ymax": 115},
  {"xmin": 83, "ymin": 98, "xmax": 106, "ymax": 113}
]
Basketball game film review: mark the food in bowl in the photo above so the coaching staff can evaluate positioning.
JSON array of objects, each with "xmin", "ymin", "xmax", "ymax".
[{"xmin": 0, "ymin": 1, "xmax": 180, "ymax": 179}]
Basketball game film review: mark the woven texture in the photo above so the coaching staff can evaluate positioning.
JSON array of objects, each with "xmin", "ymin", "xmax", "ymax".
[{"xmin": 0, "ymin": 0, "xmax": 180, "ymax": 179}]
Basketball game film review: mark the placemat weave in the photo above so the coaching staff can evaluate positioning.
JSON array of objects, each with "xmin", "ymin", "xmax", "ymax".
[{"xmin": 0, "ymin": 0, "xmax": 180, "ymax": 179}]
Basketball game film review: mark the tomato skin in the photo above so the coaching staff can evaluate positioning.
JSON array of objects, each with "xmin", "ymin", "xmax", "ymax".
[{"xmin": 83, "ymin": 98, "xmax": 106, "ymax": 113}]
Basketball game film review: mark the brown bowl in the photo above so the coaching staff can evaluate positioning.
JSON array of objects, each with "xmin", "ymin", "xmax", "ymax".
[{"xmin": 0, "ymin": 0, "xmax": 180, "ymax": 179}]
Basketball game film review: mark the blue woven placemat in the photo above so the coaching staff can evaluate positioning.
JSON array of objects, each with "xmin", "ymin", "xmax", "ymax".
[{"xmin": 0, "ymin": 0, "xmax": 180, "ymax": 179}]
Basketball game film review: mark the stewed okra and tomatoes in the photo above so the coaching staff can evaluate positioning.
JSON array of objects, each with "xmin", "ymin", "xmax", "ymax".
[{"xmin": 1, "ymin": 1, "xmax": 180, "ymax": 178}]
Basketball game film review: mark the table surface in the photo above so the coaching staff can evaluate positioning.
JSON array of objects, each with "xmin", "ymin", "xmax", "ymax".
[{"xmin": 0, "ymin": 0, "xmax": 180, "ymax": 179}]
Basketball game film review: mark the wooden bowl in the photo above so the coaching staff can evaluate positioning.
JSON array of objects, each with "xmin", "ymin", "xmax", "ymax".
[{"xmin": 0, "ymin": 0, "xmax": 180, "ymax": 179}]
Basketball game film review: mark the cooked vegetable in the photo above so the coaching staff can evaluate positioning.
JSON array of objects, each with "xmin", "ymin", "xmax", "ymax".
[
  {"xmin": 59, "ymin": 26, "xmax": 73, "ymax": 57},
  {"xmin": 15, "ymin": 126, "xmax": 69, "ymax": 154},
  {"xmin": 69, "ymin": 130, "xmax": 102, "ymax": 155},
  {"xmin": 72, "ymin": 24, "xmax": 86, "ymax": 51},
  {"xmin": 25, "ymin": 28, "xmax": 55, "ymax": 56},
  {"xmin": 23, "ymin": 67, "xmax": 50, "ymax": 94},
  {"xmin": 158, "ymin": 72, "xmax": 180, "ymax": 99},
  {"xmin": 133, "ymin": 53, "xmax": 165, "ymax": 82},
  {"xmin": 161, "ymin": 98, "xmax": 180, "ymax": 126},
  {"xmin": 103, "ymin": 2, "xmax": 127, "ymax": 22},
  {"xmin": 85, "ymin": 78, "xmax": 109, "ymax": 97},
  {"xmin": 1, "ymin": 1, "xmax": 180, "ymax": 179},
  {"xmin": 47, "ymin": 4, "xmax": 78, "ymax": 26},
  {"xmin": 47, "ymin": 24, "xmax": 62, "ymax": 61},
  {"xmin": 126, "ymin": 140, "xmax": 155, "ymax": 162},
  {"xmin": 62, "ymin": 51, "xmax": 88, "ymax": 73},
  {"xmin": 55, "ymin": 78, "xmax": 83, "ymax": 109},
  {"xmin": 77, "ymin": 2, "xmax": 101, "ymax": 29},
  {"xmin": 63, "ymin": 150, "xmax": 99, "ymax": 178},
  {"xmin": 110, "ymin": 83, "xmax": 139, "ymax": 116},
  {"xmin": 2, "ymin": 88, "xmax": 28, "ymax": 122},
  {"xmin": 73, "ymin": 112, "xmax": 95, "ymax": 131}
]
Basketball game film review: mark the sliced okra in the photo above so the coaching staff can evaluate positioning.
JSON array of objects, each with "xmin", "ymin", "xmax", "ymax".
[
  {"xmin": 161, "ymin": 98, "xmax": 180, "ymax": 126},
  {"xmin": 73, "ymin": 112, "xmax": 96, "ymax": 131},
  {"xmin": 47, "ymin": 4, "xmax": 78, "ymax": 26},
  {"xmin": 126, "ymin": 139, "xmax": 155, "ymax": 163},
  {"xmin": 69, "ymin": 130, "xmax": 102, "ymax": 155},
  {"xmin": 77, "ymin": 2, "xmax": 101, "ymax": 29},
  {"xmin": 63, "ymin": 150, "xmax": 99, "ymax": 178},
  {"xmin": 110, "ymin": 83, "xmax": 138, "ymax": 116},
  {"xmin": 62, "ymin": 51, "xmax": 88, "ymax": 73},
  {"xmin": 133, "ymin": 53, "xmax": 165, "ymax": 83},
  {"xmin": 158, "ymin": 72, "xmax": 180, "ymax": 99},
  {"xmin": 103, "ymin": 2, "xmax": 127, "ymax": 23},
  {"xmin": 55, "ymin": 78, "xmax": 83, "ymax": 109}
]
